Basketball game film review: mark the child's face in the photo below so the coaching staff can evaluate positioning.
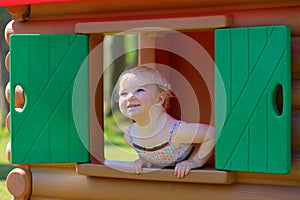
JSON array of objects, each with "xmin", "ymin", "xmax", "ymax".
[{"xmin": 118, "ymin": 73, "xmax": 160, "ymax": 122}]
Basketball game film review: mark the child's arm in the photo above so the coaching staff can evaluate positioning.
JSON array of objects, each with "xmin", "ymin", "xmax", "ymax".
[
  {"xmin": 172, "ymin": 122, "xmax": 215, "ymax": 166},
  {"xmin": 191, "ymin": 136, "xmax": 215, "ymax": 166},
  {"xmin": 171, "ymin": 122, "xmax": 215, "ymax": 144}
]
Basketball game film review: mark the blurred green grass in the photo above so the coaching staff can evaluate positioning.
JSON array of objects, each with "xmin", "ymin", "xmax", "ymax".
[{"xmin": 0, "ymin": 126, "xmax": 13, "ymax": 200}]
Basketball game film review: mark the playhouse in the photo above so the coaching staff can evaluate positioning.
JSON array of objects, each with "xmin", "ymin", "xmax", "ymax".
[{"xmin": 1, "ymin": 0, "xmax": 300, "ymax": 199}]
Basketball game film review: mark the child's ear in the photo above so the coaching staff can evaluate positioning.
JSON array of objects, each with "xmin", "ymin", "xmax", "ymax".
[{"xmin": 157, "ymin": 92, "xmax": 166, "ymax": 105}]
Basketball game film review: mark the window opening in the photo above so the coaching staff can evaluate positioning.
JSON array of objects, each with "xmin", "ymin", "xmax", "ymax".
[{"xmin": 102, "ymin": 31, "xmax": 215, "ymax": 166}]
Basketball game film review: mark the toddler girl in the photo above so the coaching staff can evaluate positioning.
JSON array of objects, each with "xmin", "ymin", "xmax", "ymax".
[{"xmin": 115, "ymin": 66, "xmax": 215, "ymax": 178}]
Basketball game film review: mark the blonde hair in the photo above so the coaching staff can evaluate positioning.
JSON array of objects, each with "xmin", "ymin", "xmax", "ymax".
[{"xmin": 114, "ymin": 66, "xmax": 172, "ymax": 108}]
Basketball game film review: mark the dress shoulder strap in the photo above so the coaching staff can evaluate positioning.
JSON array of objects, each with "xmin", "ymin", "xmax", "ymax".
[
  {"xmin": 126, "ymin": 126, "xmax": 134, "ymax": 146},
  {"xmin": 168, "ymin": 120, "xmax": 181, "ymax": 143}
]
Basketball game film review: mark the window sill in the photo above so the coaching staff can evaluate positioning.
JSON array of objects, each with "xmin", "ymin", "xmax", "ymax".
[{"xmin": 77, "ymin": 160, "xmax": 234, "ymax": 184}]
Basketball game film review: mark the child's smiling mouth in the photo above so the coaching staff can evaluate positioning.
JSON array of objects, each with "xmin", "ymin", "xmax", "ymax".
[{"xmin": 127, "ymin": 104, "xmax": 141, "ymax": 108}]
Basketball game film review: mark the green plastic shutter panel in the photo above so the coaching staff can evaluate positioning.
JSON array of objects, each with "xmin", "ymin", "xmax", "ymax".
[
  {"xmin": 215, "ymin": 26, "xmax": 291, "ymax": 174},
  {"xmin": 10, "ymin": 34, "xmax": 90, "ymax": 164}
]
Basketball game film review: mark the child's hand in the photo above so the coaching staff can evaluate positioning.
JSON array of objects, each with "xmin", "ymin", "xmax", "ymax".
[
  {"xmin": 175, "ymin": 159, "xmax": 201, "ymax": 178},
  {"xmin": 131, "ymin": 159, "xmax": 151, "ymax": 174},
  {"xmin": 174, "ymin": 162, "xmax": 192, "ymax": 179}
]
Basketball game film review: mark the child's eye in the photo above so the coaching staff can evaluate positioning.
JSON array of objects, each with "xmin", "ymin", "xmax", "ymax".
[
  {"xmin": 136, "ymin": 88, "xmax": 145, "ymax": 93},
  {"xmin": 120, "ymin": 92, "xmax": 128, "ymax": 97}
]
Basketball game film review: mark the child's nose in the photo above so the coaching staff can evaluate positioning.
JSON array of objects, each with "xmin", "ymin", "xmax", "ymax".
[{"xmin": 127, "ymin": 92, "xmax": 136, "ymax": 100}]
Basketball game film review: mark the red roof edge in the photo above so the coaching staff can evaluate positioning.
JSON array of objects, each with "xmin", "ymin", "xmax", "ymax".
[{"xmin": 0, "ymin": 0, "xmax": 78, "ymax": 6}]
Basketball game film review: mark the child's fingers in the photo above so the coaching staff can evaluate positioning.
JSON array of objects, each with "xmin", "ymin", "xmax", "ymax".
[
  {"xmin": 175, "ymin": 164, "xmax": 191, "ymax": 178},
  {"xmin": 146, "ymin": 162, "xmax": 152, "ymax": 168},
  {"xmin": 131, "ymin": 159, "xmax": 143, "ymax": 174},
  {"xmin": 175, "ymin": 165, "xmax": 183, "ymax": 178},
  {"xmin": 180, "ymin": 167, "xmax": 190, "ymax": 178},
  {"xmin": 132, "ymin": 163, "xmax": 140, "ymax": 174},
  {"xmin": 183, "ymin": 167, "xmax": 191, "ymax": 177}
]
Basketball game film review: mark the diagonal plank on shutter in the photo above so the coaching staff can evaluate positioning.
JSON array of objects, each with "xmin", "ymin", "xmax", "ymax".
[
  {"xmin": 10, "ymin": 34, "xmax": 89, "ymax": 163},
  {"xmin": 215, "ymin": 26, "xmax": 291, "ymax": 174}
]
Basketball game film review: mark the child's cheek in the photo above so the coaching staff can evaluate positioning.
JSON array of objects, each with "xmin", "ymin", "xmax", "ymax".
[{"xmin": 119, "ymin": 99, "xmax": 127, "ymax": 113}]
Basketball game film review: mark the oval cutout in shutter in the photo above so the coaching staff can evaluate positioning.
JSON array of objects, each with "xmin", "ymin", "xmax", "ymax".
[{"xmin": 273, "ymin": 84, "xmax": 283, "ymax": 116}]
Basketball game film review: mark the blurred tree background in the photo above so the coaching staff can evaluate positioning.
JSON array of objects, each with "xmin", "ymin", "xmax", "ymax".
[{"xmin": 0, "ymin": 7, "xmax": 10, "ymax": 127}]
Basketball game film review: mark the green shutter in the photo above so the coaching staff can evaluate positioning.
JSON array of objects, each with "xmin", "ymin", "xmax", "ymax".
[
  {"xmin": 10, "ymin": 34, "xmax": 89, "ymax": 164},
  {"xmin": 215, "ymin": 26, "xmax": 291, "ymax": 174}
]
